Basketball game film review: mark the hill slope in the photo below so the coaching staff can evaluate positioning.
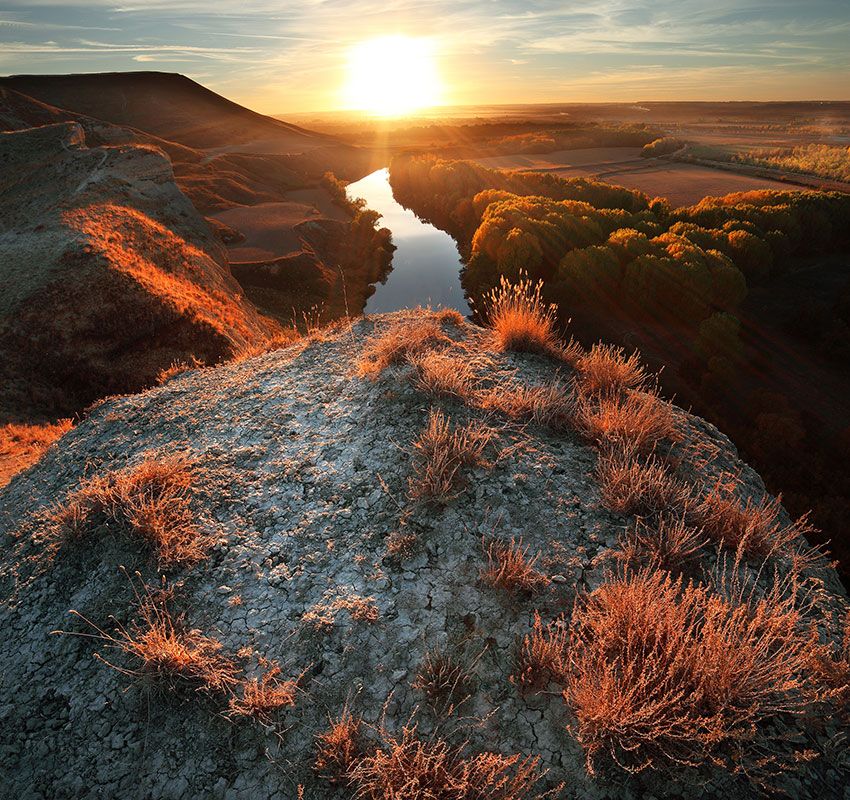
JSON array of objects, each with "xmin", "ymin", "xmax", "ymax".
[
  {"xmin": 0, "ymin": 310, "xmax": 846, "ymax": 799},
  {"xmin": 0, "ymin": 122, "xmax": 280, "ymax": 423},
  {"xmin": 0, "ymin": 72, "xmax": 330, "ymax": 151}
]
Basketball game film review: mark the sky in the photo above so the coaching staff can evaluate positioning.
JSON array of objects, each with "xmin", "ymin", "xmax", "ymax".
[{"xmin": 1, "ymin": 0, "xmax": 848, "ymax": 113}]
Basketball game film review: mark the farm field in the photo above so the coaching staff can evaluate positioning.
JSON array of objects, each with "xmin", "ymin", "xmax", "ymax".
[{"xmin": 474, "ymin": 146, "xmax": 806, "ymax": 207}]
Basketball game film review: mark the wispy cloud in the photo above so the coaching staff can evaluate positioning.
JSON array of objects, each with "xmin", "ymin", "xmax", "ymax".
[{"xmin": 1, "ymin": 0, "xmax": 847, "ymax": 109}]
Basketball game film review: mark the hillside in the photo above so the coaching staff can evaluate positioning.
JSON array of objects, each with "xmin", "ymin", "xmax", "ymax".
[
  {"xmin": 0, "ymin": 309, "xmax": 846, "ymax": 799},
  {"xmin": 0, "ymin": 72, "xmax": 331, "ymax": 152},
  {"xmin": 0, "ymin": 121, "xmax": 280, "ymax": 427}
]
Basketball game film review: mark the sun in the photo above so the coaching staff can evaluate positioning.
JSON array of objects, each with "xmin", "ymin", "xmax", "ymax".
[{"xmin": 343, "ymin": 35, "xmax": 441, "ymax": 117}]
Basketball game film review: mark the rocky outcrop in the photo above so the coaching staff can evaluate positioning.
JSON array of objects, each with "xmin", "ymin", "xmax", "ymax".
[
  {"xmin": 0, "ymin": 310, "xmax": 845, "ymax": 799},
  {"xmin": 0, "ymin": 122, "xmax": 279, "ymax": 421}
]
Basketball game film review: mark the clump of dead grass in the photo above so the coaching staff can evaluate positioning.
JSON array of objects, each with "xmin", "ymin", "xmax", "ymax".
[
  {"xmin": 234, "ymin": 327, "xmax": 301, "ymax": 361},
  {"xmin": 386, "ymin": 529, "xmax": 418, "ymax": 559},
  {"xmin": 54, "ymin": 454, "xmax": 207, "ymax": 569},
  {"xmin": 408, "ymin": 409, "xmax": 496, "ymax": 504},
  {"xmin": 564, "ymin": 568, "xmax": 827, "ymax": 782},
  {"xmin": 615, "ymin": 515, "xmax": 707, "ymax": 572},
  {"xmin": 59, "ymin": 581, "xmax": 238, "ymax": 694},
  {"xmin": 408, "ymin": 349, "xmax": 478, "ymax": 402},
  {"xmin": 478, "ymin": 380, "xmax": 573, "ymax": 431},
  {"xmin": 690, "ymin": 482, "xmax": 813, "ymax": 560},
  {"xmin": 155, "ymin": 356, "xmax": 203, "ymax": 385},
  {"xmin": 513, "ymin": 612, "xmax": 569, "ymax": 693},
  {"xmin": 412, "ymin": 647, "xmax": 475, "ymax": 715},
  {"xmin": 808, "ymin": 611, "xmax": 850, "ymax": 717},
  {"xmin": 435, "ymin": 307, "xmax": 466, "ymax": 326},
  {"xmin": 481, "ymin": 537, "xmax": 550, "ymax": 595},
  {"xmin": 358, "ymin": 318, "xmax": 449, "ymax": 378},
  {"xmin": 575, "ymin": 390, "xmax": 679, "ymax": 454},
  {"xmin": 344, "ymin": 722, "xmax": 550, "ymax": 800},
  {"xmin": 227, "ymin": 664, "xmax": 300, "ymax": 723},
  {"xmin": 302, "ymin": 594, "xmax": 379, "ymax": 629},
  {"xmin": 596, "ymin": 448, "xmax": 690, "ymax": 517},
  {"xmin": 315, "ymin": 706, "xmax": 364, "ymax": 783},
  {"xmin": 575, "ymin": 344, "xmax": 647, "ymax": 397},
  {"xmin": 480, "ymin": 275, "xmax": 562, "ymax": 357}
]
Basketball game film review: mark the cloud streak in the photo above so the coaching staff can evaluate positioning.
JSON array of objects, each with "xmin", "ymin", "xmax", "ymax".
[{"xmin": 0, "ymin": 0, "xmax": 847, "ymax": 110}]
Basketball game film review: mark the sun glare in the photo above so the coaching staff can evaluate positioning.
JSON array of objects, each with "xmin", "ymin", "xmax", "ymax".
[{"xmin": 343, "ymin": 35, "xmax": 441, "ymax": 117}]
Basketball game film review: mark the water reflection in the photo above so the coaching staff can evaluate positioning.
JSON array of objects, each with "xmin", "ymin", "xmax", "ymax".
[{"xmin": 346, "ymin": 168, "xmax": 470, "ymax": 314}]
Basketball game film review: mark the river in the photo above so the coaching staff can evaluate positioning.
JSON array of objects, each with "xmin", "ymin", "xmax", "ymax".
[{"xmin": 345, "ymin": 168, "xmax": 471, "ymax": 314}]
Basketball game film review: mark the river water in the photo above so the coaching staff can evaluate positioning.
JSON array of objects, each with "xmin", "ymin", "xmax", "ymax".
[{"xmin": 345, "ymin": 168, "xmax": 471, "ymax": 314}]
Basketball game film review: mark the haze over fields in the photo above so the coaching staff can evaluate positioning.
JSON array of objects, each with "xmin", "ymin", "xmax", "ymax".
[{"xmin": 2, "ymin": 3, "xmax": 850, "ymax": 799}]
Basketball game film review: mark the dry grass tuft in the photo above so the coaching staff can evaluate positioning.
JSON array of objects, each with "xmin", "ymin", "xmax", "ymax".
[
  {"xmin": 616, "ymin": 515, "xmax": 707, "ymax": 572},
  {"xmin": 234, "ymin": 327, "xmax": 302, "ymax": 361},
  {"xmin": 808, "ymin": 611, "xmax": 850, "ymax": 716},
  {"xmin": 155, "ymin": 356, "xmax": 203, "ymax": 385},
  {"xmin": 60, "ymin": 582, "xmax": 238, "ymax": 694},
  {"xmin": 690, "ymin": 483, "xmax": 812, "ymax": 559},
  {"xmin": 513, "ymin": 612, "xmax": 569, "ymax": 693},
  {"xmin": 564, "ymin": 568, "xmax": 825, "ymax": 781},
  {"xmin": 227, "ymin": 665, "xmax": 299, "ymax": 723},
  {"xmin": 303, "ymin": 594, "xmax": 379, "ymax": 629},
  {"xmin": 478, "ymin": 381, "xmax": 573, "ymax": 431},
  {"xmin": 408, "ymin": 349, "xmax": 478, "ymax": 402},
  {"xmin": 54, "ymin": 454, "xmax": 207, "ymax": 568},
  {"xmin": 480, "ymin": 275, "xmax": 561, "ymax": 356},
  {"xmin": 412, "ymin": 647, "xmax": 475, "ymax": 714},
  {"xmin": 481, "ymin": 537, "xmax": 550, "ymax": 595},
  {"xmin": 575, "ymin": 344, "xmax": 647, "ymax": 397},
  {"xmin": 344, "ymin": 722, "xmax": 549, "ymax": 800},
  {"xmin": 597, "ymin": 448, "xmax": 690, "ymax": 517},
  {"xmin": 408, "ymin": 409, "xmax": 495, "ymax": 504},
  {"xmin": 315, "ymin": 706, "xmax": 364, "ymax": 783},
  {"xmin": 386, "ymin": 529, "xmax": 418, "ymax": 559},
  {"xmin": 435, "ymin": 307, "xmax": 466, "ymax": 325},
  {"xmin": 358, "ymin": 318, "xmax": 449, "ymax": 378},
  {"xmin": 575, "ymin": 390, "xmax": 679, "ymax": 454}
]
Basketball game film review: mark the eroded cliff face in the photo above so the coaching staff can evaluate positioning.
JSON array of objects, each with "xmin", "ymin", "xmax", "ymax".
[
  {"xmin": 0, "ymin": 310, "xmax": 845, "ymax": 800},
  {"xmin": 0, "ymin": 122, "xmax": 279, "ymax": 422}
]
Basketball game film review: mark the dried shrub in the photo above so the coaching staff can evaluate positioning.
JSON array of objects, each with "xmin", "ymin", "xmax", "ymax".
[
  {"xmin": 386, "ymin": 529, "xmax": 418, "ymax": 559},
  {"xmin": 575, "ymin": 344, "xmax": 646, "ymax": 397},
  {"xmin": 478, "ymin": 381, "xmax": 573, "ymax": 430},
  {"xmin": 690, "ymin": 483, "xmax": 812, "ymax": 559},
  {"xmin": 234, "ymin": 327, "xmax": 301, "ymax": 361},
  {"xmin": 480, "ymin": 275, "xmax": 561, "ymax": 356},
  {"xmin": 227, "ymin": 665, "xmax": 299, "ymax": 723},
  {"xmin": 435, "ymin": 307, "xmax": 466, "ymax": 325},
  {"xmin": 55, "ymin": 454, "xmax": 207, "ymax": 568},
  {"xmin": 303, "ymin": 594, "xmax": 379, "ymax": 629},
  {"xmin": 617, "ymin": 515, "xmax": 706, "ymax": 572},
  {"xmin": 808, "ymin": 611, "xmax": 850, "ymax": 716},
  {"xmin": 564, "ymin": 568, "xmax": 826, "ymax": 782},
  {"xmin": 597, "ymin": 448, "xmax": 690, "ymax": 517},
  {"xmin": 513, "ymin": 612, "xmax": 569, "ymax": 693},
  {"xmin": 345, "ymin": 722, "xmax": 548, "ymax": 800},
  {"xmin": 358, "ymin": 318, "xmax": 449, "ymax": 378},
  {"xmin": 481, "ymin": 537, "xmax": 550, "ymax": 595},
  {"xmin": 315, "ymin": 706, "xmax": 364, "ymax": 783},
  {"xmin": 409, "ymin": 349, "xmax": 477, "ymax": 402},
  {"xmin": 575, "ymin": 390, "xmax": 678, "ymax": 453},
  {"xmin": 155, "ymin": 356, "xmax": 203, "ymax": 385},
  {"xmin": 59, "ymin": 582, "xmax": 238, "ymax": 694},
  {"xmin": 412, "ymin": 647, "xmax": 475, "ymax": 714},
  {"xmin": 408, "ymin": 410, "xmax": 495, "ymax": 504}
]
